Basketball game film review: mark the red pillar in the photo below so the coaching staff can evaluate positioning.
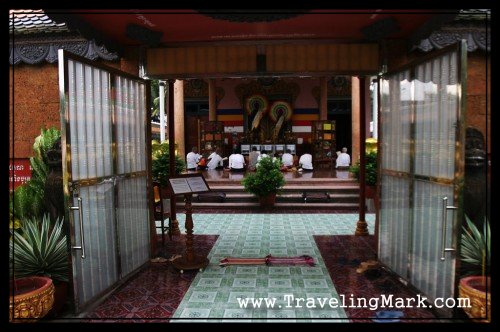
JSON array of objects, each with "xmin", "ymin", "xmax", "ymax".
[
  {"xmin": 355, "ymin": 76, "xmax": 369, "ymax": 236},
  {"xmin": 168, "ymin": 79, "xmax": 180, "ymax": 235}
]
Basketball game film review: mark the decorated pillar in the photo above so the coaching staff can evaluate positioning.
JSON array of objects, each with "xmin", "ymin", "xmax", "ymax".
[
  {"xmin": 320, "ymin": 77, "xmax": 328, "ymax": 120},
  {"xmin": 174, "ymin": 79, "xmax": 185, "ymax": 158},
  {"xmin": 208, "ymin": 79, "xmax": 217, "ymax": 121}
]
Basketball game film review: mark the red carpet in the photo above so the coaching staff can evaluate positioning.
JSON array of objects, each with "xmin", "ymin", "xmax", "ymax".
[{"xmin": 314, "ymin": 235, "xmax": 436, "ymax": 322}]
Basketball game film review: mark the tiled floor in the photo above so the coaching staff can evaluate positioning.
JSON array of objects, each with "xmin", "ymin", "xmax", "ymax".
[
  {"xmin": 79, "ymin": 213, "xmax": 436, "ymax": 323},
  {"xmin": 171, "ymin": 213, "xmax": 375, "ymax": 322}
]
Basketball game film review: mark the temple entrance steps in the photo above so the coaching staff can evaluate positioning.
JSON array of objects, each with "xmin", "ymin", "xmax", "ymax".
[{"xmin": 176, "ymin": 178, "xmax": 360, "ymax": 212}]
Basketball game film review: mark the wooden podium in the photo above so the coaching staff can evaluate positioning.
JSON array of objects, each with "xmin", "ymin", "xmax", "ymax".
[{"xmin": 167, "ymin": 174, "xmax": 211, "ymax": 273}]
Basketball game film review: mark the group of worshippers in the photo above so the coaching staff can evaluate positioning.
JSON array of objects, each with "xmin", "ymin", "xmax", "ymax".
[
  {"xmin": 186, "ymin": 147, "xmax": 224, "ymax": 171},
  {"xmin": 186, "ymin": 146, "xmax": 351, "ymax": 172}
]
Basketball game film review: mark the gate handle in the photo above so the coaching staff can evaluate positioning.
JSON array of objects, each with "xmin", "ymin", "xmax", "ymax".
[
  {"xmin": 441, "ymin": 197, "xmax": 457, "ymax": 261},
  {"xmin": 70, "ymin": 197, "xmax": 86, "ymax": 259}
]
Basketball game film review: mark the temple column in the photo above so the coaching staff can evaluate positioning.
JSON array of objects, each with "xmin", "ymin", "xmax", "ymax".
[
  {"xmin": 319, "ymin": 77, "xmax": 328, "ymax": 120},
  {"xmin": 208, "ymin": 79, "xmax": 217, "ymax": 121},
  {"xmin": 351, "ymin": 77, "xmax": 360, "ymax": 164},
  {"xmin": 355, "ymin": 76, "xmax": 369, "ymax": 236},
  {"xmin": 167, "ymin": 80, "xmax": 180, "ymax": 236},
  {"xmin": 174, "ymin": 79, "xmax": 185, "ymax": 159}
]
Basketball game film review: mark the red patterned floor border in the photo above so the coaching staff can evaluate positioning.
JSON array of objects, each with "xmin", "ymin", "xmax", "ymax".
[
  {"xmin": 82, "ymin": 234, "xmax": 218, "ymax": 322},
  {"xmin": 314, "ymin": 235, "xmax": 437, "ymax": 322}
]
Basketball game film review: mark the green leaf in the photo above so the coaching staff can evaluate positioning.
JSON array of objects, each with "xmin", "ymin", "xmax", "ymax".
[
  {"xmin": 460, "ymin": 215, "xmax": 490, "ymax": 276},
  {"xmin": 11, "ymin": 214, "xmax": 69, "ymax": 282}
]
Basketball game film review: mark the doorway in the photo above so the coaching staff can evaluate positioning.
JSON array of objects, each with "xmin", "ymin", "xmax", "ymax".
[
  {"xmin": 327, "ymin": 98, "xmax": 352, "ymax": 154},
  {"xmin": 184, "ymin": 101, "xmax": 208, "ymax": 154}
]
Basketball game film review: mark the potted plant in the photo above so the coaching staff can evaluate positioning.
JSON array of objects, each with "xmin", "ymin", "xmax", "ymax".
[
  {"xmin": 242, "ymin": 156, "xmax": 285, "ymax": 208},
  {"xmin": 10, "ymin": 276, "xmax": 55, "ymax": 321},
  {"xmin": 10, "ymin": 214, "xmax": 69, "ymax": 318},
  {"xmin": 459, "ymin": 215, "xmax": 490, "ymax": 322}
]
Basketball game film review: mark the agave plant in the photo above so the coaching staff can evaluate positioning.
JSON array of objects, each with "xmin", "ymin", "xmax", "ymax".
[
  {"xmin": 460, "ymin": 215, "xmax": 490, "ymax": 277},
  {"xmin": 10, "ymin": 214, "xmax": 69, "ymax": 282}
]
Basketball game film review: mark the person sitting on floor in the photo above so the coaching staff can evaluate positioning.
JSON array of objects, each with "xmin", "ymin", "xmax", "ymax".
[
  {"xmin": 336, "ymin": 147, "xmax": 351, "ymax": 169},
  {"xmin": 207, "ymin": 147, "xmax": 224, "ymax": 170},
  {"xmin": 186, "ymin": 146, "xmax": 201, "ymax": 171},
  {"xmin": 298, "ymin": 152, "xmax": 313, "ymax": 172},
  {"xmin": 247, "ymin": 146, "xmax": 260, "ymax": 171},
  {"xmin": 281, "ymin": 149, "xmax": 294, "ymax": 168},
  {"xmin": 207, "ymin": 146, "xmax": 218, "ymax": 162},
  {"xmin": 228, "ymin": 148, "xmax": 245, "ymax": 172},
  {"xmin": 197, "ymin": 155, "xmax": 208, "ymax": 171}
]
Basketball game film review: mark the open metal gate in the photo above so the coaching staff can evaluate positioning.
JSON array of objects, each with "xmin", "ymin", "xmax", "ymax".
[
  {"xmin": 378, "ymin": 41, "xmax": 467, "ymax": 317},
  {"xmin": 58, "ymin": 50, "xmax": 151, "ymax": 312}
]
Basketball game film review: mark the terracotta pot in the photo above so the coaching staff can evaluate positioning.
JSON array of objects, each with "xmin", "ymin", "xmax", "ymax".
[
  {"xmin": 259, "ymin": 193, "xmax": 276, "ymax": 208},
  {"xmin": 365, "ymin": 185, "xmax": 376, "ymax": 199},
  {"xmin": 365, "ymin": 185, "xmax": 379, "ymax": 213},
  {"xmin": 47, "ymin": 281, "xmax": 68, "ymax": 317},
  {"xmin": 458, "ymin": 276, "xmax": 491, "ymax": 322},
  {"xmin": 10, "ymin": 276, "xmax": 55, "ymax": 321}
]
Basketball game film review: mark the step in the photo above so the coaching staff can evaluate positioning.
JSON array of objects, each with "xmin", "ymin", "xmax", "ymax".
[
  {"xmin": 191, "ymin": 192, "xmax": 359, "ymax": 203},
  {"xmin": 176, "ymin": 201, "xmax": 359, "ymax": 210},
  {"xmin": 205, "ymin": 185, "xmax": 359, "ymax": 192},
  {"xmin": 205, "ymin": 179, "xmax": 358, "ymax": 187}
]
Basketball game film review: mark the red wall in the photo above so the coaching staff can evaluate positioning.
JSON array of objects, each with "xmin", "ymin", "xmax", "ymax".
[{"xmin": 9, "ymin": 47, "xmax": 140, "ymax": 159}]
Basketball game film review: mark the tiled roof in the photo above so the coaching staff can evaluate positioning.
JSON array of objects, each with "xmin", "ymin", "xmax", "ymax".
[
  {"xmin": 456, "ymin": 9, "xmax": 490, "ymax": 21},
  {"xmin": 9, "ymin": 9, "xmax": 70, "ymax": 34}
]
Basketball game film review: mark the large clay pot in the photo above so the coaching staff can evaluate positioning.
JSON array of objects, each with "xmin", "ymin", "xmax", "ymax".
[
  {"xmin": 10, "ymin": 276, "xmax": 55, "ymax": 321},
  {"xmin": 365, "ymin": 185, "xmax": 379, "ymax": 213},
  {"xmin": 259, "ymin": 193, "xmax": 276, "ymax": 208},
  {"xmin": 458, "ymin": 276, "xmax": 491, "ymax": 322},
  {"xmin": 47, "ymin": 281, "xmax": 68, "ymax": 317}
]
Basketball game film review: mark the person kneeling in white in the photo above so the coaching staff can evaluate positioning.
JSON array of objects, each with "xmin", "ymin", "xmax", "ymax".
[
  {"xmin": 207, "ymin": 148, "xmax": 224, "ymax": 170},
  {"xmin": 228, "ymin": 149, "xmax": 245, "ymax": 171},
  {"xmin": 186, "ymin": 147, "xmax": 201, "ymax": 170},
  {"xmin": 281, "ymin": 149, "xmax": 294, "ymax": 168},
  {"xmin": 336, "ymin": 147, "xmax": 351, "ymax": 168},
  {"xmin": 298, "ymin": 153, "xmax": 313, "ymax": 171}
]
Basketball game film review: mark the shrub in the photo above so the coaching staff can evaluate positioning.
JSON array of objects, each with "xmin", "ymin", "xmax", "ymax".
[
  {"xmin": 349, "ymin": 150, "xmax": 377, "ymax": 186},
  {"xmin": 12, "ymin": 127, "xmax": 61, "ymax": 220},
  {"xmin": 242, "ymin": 156, "xmax": 285, "ymax": 197},
  {"xmin": 151, "ymin": 140, "xmax": 185, "ymax": 187}
]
